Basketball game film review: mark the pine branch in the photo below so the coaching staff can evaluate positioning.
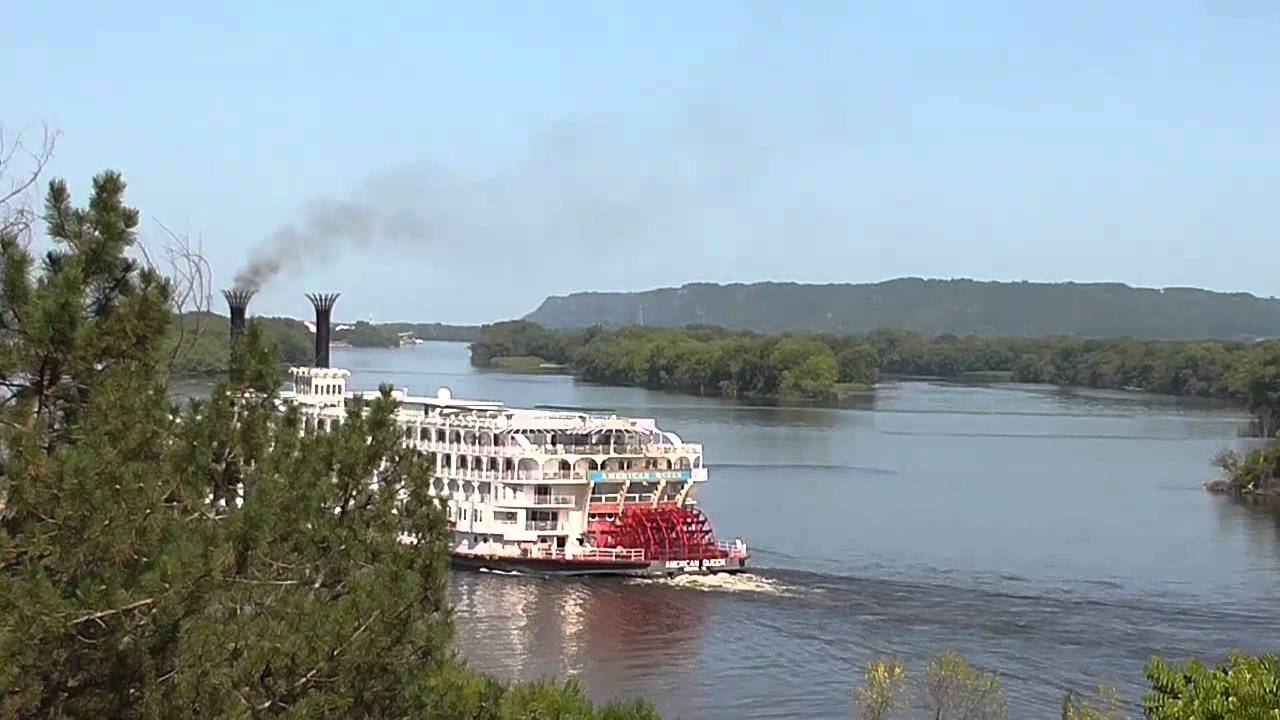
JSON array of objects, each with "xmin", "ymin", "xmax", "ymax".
[
  {"xmin": 257, "ymin": 609, "xmax": 384, "ymax": 709},
  {"xmin": 220, "ymin": 577, "xmax": 301, "ymax": 586},
  {"xmin": 67, "ymin": 597, "xmax": 156, "ymax": 626}
]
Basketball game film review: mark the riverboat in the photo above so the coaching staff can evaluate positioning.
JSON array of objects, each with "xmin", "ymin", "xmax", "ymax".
[{"xmin": 227, "ymin": 290, "xmax": 750, "ymax": 578}]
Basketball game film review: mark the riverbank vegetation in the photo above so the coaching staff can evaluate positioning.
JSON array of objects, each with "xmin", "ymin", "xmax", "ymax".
[
  {"xmin": 469, "ymin": 321, "xmax": 1280, "ymax": 417},
  {"xmin": 851, "ymin": 651, "xmax": 1280, "ymax": 719},
  {"xmin": 331, "ymin": 321, "xmax": 480, "ymax": 347},
  {"xmin": 168, "ymin": 311, "xmax": 313, "ymax": 375},
  {"xmin": 166, "ymin": 313, "xmax": 479, "ymax": 376},
  {"xmin": 1208, "ymin": 447, "xmax": 1280, "ymax": 497},
  {"xmin": 0, "ymin": 169, "xmax": 657, "ymax": 718},
  {"xmin": 472, "ymin": 321, "xmax": 1280, "ymax": 490}
]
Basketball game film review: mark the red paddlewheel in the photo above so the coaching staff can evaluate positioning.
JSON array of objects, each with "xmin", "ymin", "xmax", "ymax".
[{"xmin": 588, "ymin": 506, "xmax": 725, "ymax": 561}]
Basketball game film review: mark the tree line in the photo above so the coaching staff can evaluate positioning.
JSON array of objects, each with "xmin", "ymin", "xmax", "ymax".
[
  {"xmin": 850, "ymin": 650, "xmax": 1280, "ymax": 720},
  {"xmin": 472, "ymin": 321, "xmax": 1280, "ymax": 492},
  {"xmin": 470, "ymin": 321, "xmax": 1280, "ymax": 419},
  {"xmin": 167, "ymin": 314, "xmax": 480, "ymax": 376}
]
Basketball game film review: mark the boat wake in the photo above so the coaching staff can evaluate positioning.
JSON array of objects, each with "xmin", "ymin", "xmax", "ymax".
[
  {"xmin": 477, "ymin": 567, "xmax": 524, "ymax": 576},
  {"xmin": 629, "ymin": 572, "xmax": 796, "ymax": 596}
]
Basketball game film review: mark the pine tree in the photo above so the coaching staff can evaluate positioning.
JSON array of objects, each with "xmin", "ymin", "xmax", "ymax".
[{"xmin": 0, "ymin": 172, "xmax": 663, "ymax": 719}]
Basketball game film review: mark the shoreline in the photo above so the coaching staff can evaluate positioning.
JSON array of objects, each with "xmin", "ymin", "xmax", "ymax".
[
  {"xmin": 472, "ymin": 355, "xmax": 1254, "ymax": 414},
  {"xmin": 1204, "ymin": 479, "xmax": 1280, "ymax": 500}
]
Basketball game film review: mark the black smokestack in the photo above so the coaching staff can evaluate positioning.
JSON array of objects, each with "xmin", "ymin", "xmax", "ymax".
[
  {"xmin": 222, "ymin": 289, "xmax": 255, "ymax": 342},
  {"xmin": 306, "ymin": 293, "xmax": 340, "ymax": 368}
]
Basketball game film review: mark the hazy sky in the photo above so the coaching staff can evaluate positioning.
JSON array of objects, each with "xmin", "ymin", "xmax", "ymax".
[{"xmin": 3, "ymin": 1, "xmax": 1277, "ymax": 323}]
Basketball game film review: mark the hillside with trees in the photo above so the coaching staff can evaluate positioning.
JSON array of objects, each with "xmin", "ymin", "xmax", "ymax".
[
  {"xmin": 169, "ymin": 312, "xmax": 314, "ymax": 375},
  {"xmin": 525, "ymin": 279, "xmax": 1280, "ymax": 340},
  {"xmin": 166, "ymin": 315, "xmax": 479, "ymax": 375},
  {"xmin": 379, "ymin": 321, "xmax": 481, "ymax": 343}
]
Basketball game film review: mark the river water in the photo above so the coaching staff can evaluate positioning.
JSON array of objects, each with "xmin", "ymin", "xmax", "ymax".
[{"xmin": 331, "ymin": 342, "xmax": 1279, "ymax": 719}]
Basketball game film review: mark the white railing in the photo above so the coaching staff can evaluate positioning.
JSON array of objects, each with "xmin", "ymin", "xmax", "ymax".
[
  {"xmin": 532, "ymin": 495, "xmax": 574, "ymax": 506},
  {"xmin": 533, "ymin": 546, "xmax": 646, "ymax": 562},
  {"xmin": 539, "ymin": 443, "xmax": 701, "ymax": 457},
  {"xmin": 433, "ymin": 469, "xmax": 591, "ymax": 483},
  {"xmin": 539, "ymin": 472, "xmax": 592, "ymax": 482},
  {"xmin": 539, "ymin": 444, "xmax": 605, "ymax": 455},
  {"xmin": 717, "ymin": 539, "xmax": 750, "ymax": 559},
  {"xmin": 588, "ymin": 493, "xmax": 679, "ymax": 506},
  {"xmin": 525, "ymin": 520, "xmax": 559, "ymax": 531},
  {"xmin": 415, "ymin": 441, "xmax": 527, "ymax": 457},
  {"xmin": 441, "ymin": 469, "xmax": 501, "ymax": 481},
  {"xmin": 416, "ymin": 439, "xmax": 702, "ymax": 458}
]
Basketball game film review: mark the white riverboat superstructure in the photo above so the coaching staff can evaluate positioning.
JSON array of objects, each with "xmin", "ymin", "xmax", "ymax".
[{"xmin": 283, "ymin": 365, "xmax": 749, "ymax": 576}]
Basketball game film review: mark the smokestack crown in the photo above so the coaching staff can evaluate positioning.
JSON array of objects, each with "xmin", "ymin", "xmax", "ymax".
[
  {"xmin": 306, "ymin": 292, "xmax": 340, "ymax": 368},
  {"xmin": 305, "ymin": 293, "xmax": 340, "ymax": 313},
  {"xmin": 222, "ymin": 288, "xmax": 256, "ymax": 338}
]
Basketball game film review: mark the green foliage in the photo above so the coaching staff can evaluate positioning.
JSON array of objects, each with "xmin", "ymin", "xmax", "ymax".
[
  {"xmin": 853, "ymin": 657, "xmax": 910, "ymax": 720},
  {"xmin": 470, "ymin": 321, "xmax": 1280, "ymax": 418},
  {"xmin": 378, "ymin": 321, "xmax": 480, "ymax": 343},
  {"xmin": 168, "ymin": 316, "xmax": 473, "ymax": 376},
  {"xmin": 526, "ymin": 278, "xmax": 1280, "ymax": 340},
  {"xmin": 1208, "ymin": 446, "xmax": 1280, "ymax": 495},
  {"xmin": 167, "ymin": 311, "xmax": 312, "ymax": 375},
  {"xmin": 921, "ymin": 651, "xmax": 1007, "ymax": 720},
  {"xmin": 0, "ymin": 171, "xmax": 663, "ymax": 719},
  {"xmin": 1144, "ymin": 653, "xmax": 1280, "ymax": 720},
  {"xmin": 1061, "ymin": 684, "xmax": 1127, "ymax": 720},
  {"xmin": 489, "ymin": 355, "xmax": 566, "ymax": 373},
  {"xmin": 850, "ymin": 652, "xmax": 1006, "ymax": 720},
  {"xmin": 835, "ymin": 341, "xmax": 881, "ymax": 386},
  {"xmin": 471, "ymin": 320, "xmax": 575, "ymax": 367},
  {"xmin": 772, "ymin": 337, "xmax": 839, "ymax": 398},
  {"xmin": 333, "ymin": 320, "xmax": 399, "ymax": 348}
]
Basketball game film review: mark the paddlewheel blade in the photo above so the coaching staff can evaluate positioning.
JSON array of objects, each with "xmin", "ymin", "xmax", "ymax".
[{"xmin": 589, "ymin": 506, "xmax": 726, "ymax": 561}]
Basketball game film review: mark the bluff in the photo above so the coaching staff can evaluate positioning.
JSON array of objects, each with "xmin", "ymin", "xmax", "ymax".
[{"xmin": 524, "ymin": 278, "xmax": 1280, "ymax": 340}]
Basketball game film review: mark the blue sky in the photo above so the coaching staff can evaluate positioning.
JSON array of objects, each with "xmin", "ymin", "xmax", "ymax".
[{"xmin": 3, "ymin": 1, "xmax": 1277, "ymax": 323}]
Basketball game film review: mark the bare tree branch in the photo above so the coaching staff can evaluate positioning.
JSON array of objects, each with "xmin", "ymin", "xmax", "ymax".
[
  {"xmin": 138, "ymin": 217, "xmax": 212, "ymax": 373},
  {"xmin": 0, "ymin": 123, "xmax": 59, "ymax": 243}
]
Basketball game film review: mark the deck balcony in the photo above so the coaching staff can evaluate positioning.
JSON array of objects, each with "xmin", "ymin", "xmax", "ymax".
[
  {"xmin": 410, "ymin": 437, "xmax": 703, "ymax": 462},
  {"xmin": 539, "ymin": 443, "xmax": 703, "ymax": 457},
  {"xmin": 493, "ymin": 492, "xmax": 578, "ymax": 509},
  {"xmin": 531, "ymin": 494, "xmax": 575, "ymax": 507},
  {"xmin": 436, "ymin": 468, "xmax": 588, "ymax": 484}
]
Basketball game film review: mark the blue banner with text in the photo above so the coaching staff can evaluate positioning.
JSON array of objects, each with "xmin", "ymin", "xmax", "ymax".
[{"xmin": 587, "ymin": 470, "xmax": 691, "ymax": 483}]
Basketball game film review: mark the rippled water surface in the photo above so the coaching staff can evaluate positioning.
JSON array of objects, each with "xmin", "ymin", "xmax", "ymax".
[{"xmin": 334, "ymin": 342, "xmax": 1280, "ymax": 719}]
